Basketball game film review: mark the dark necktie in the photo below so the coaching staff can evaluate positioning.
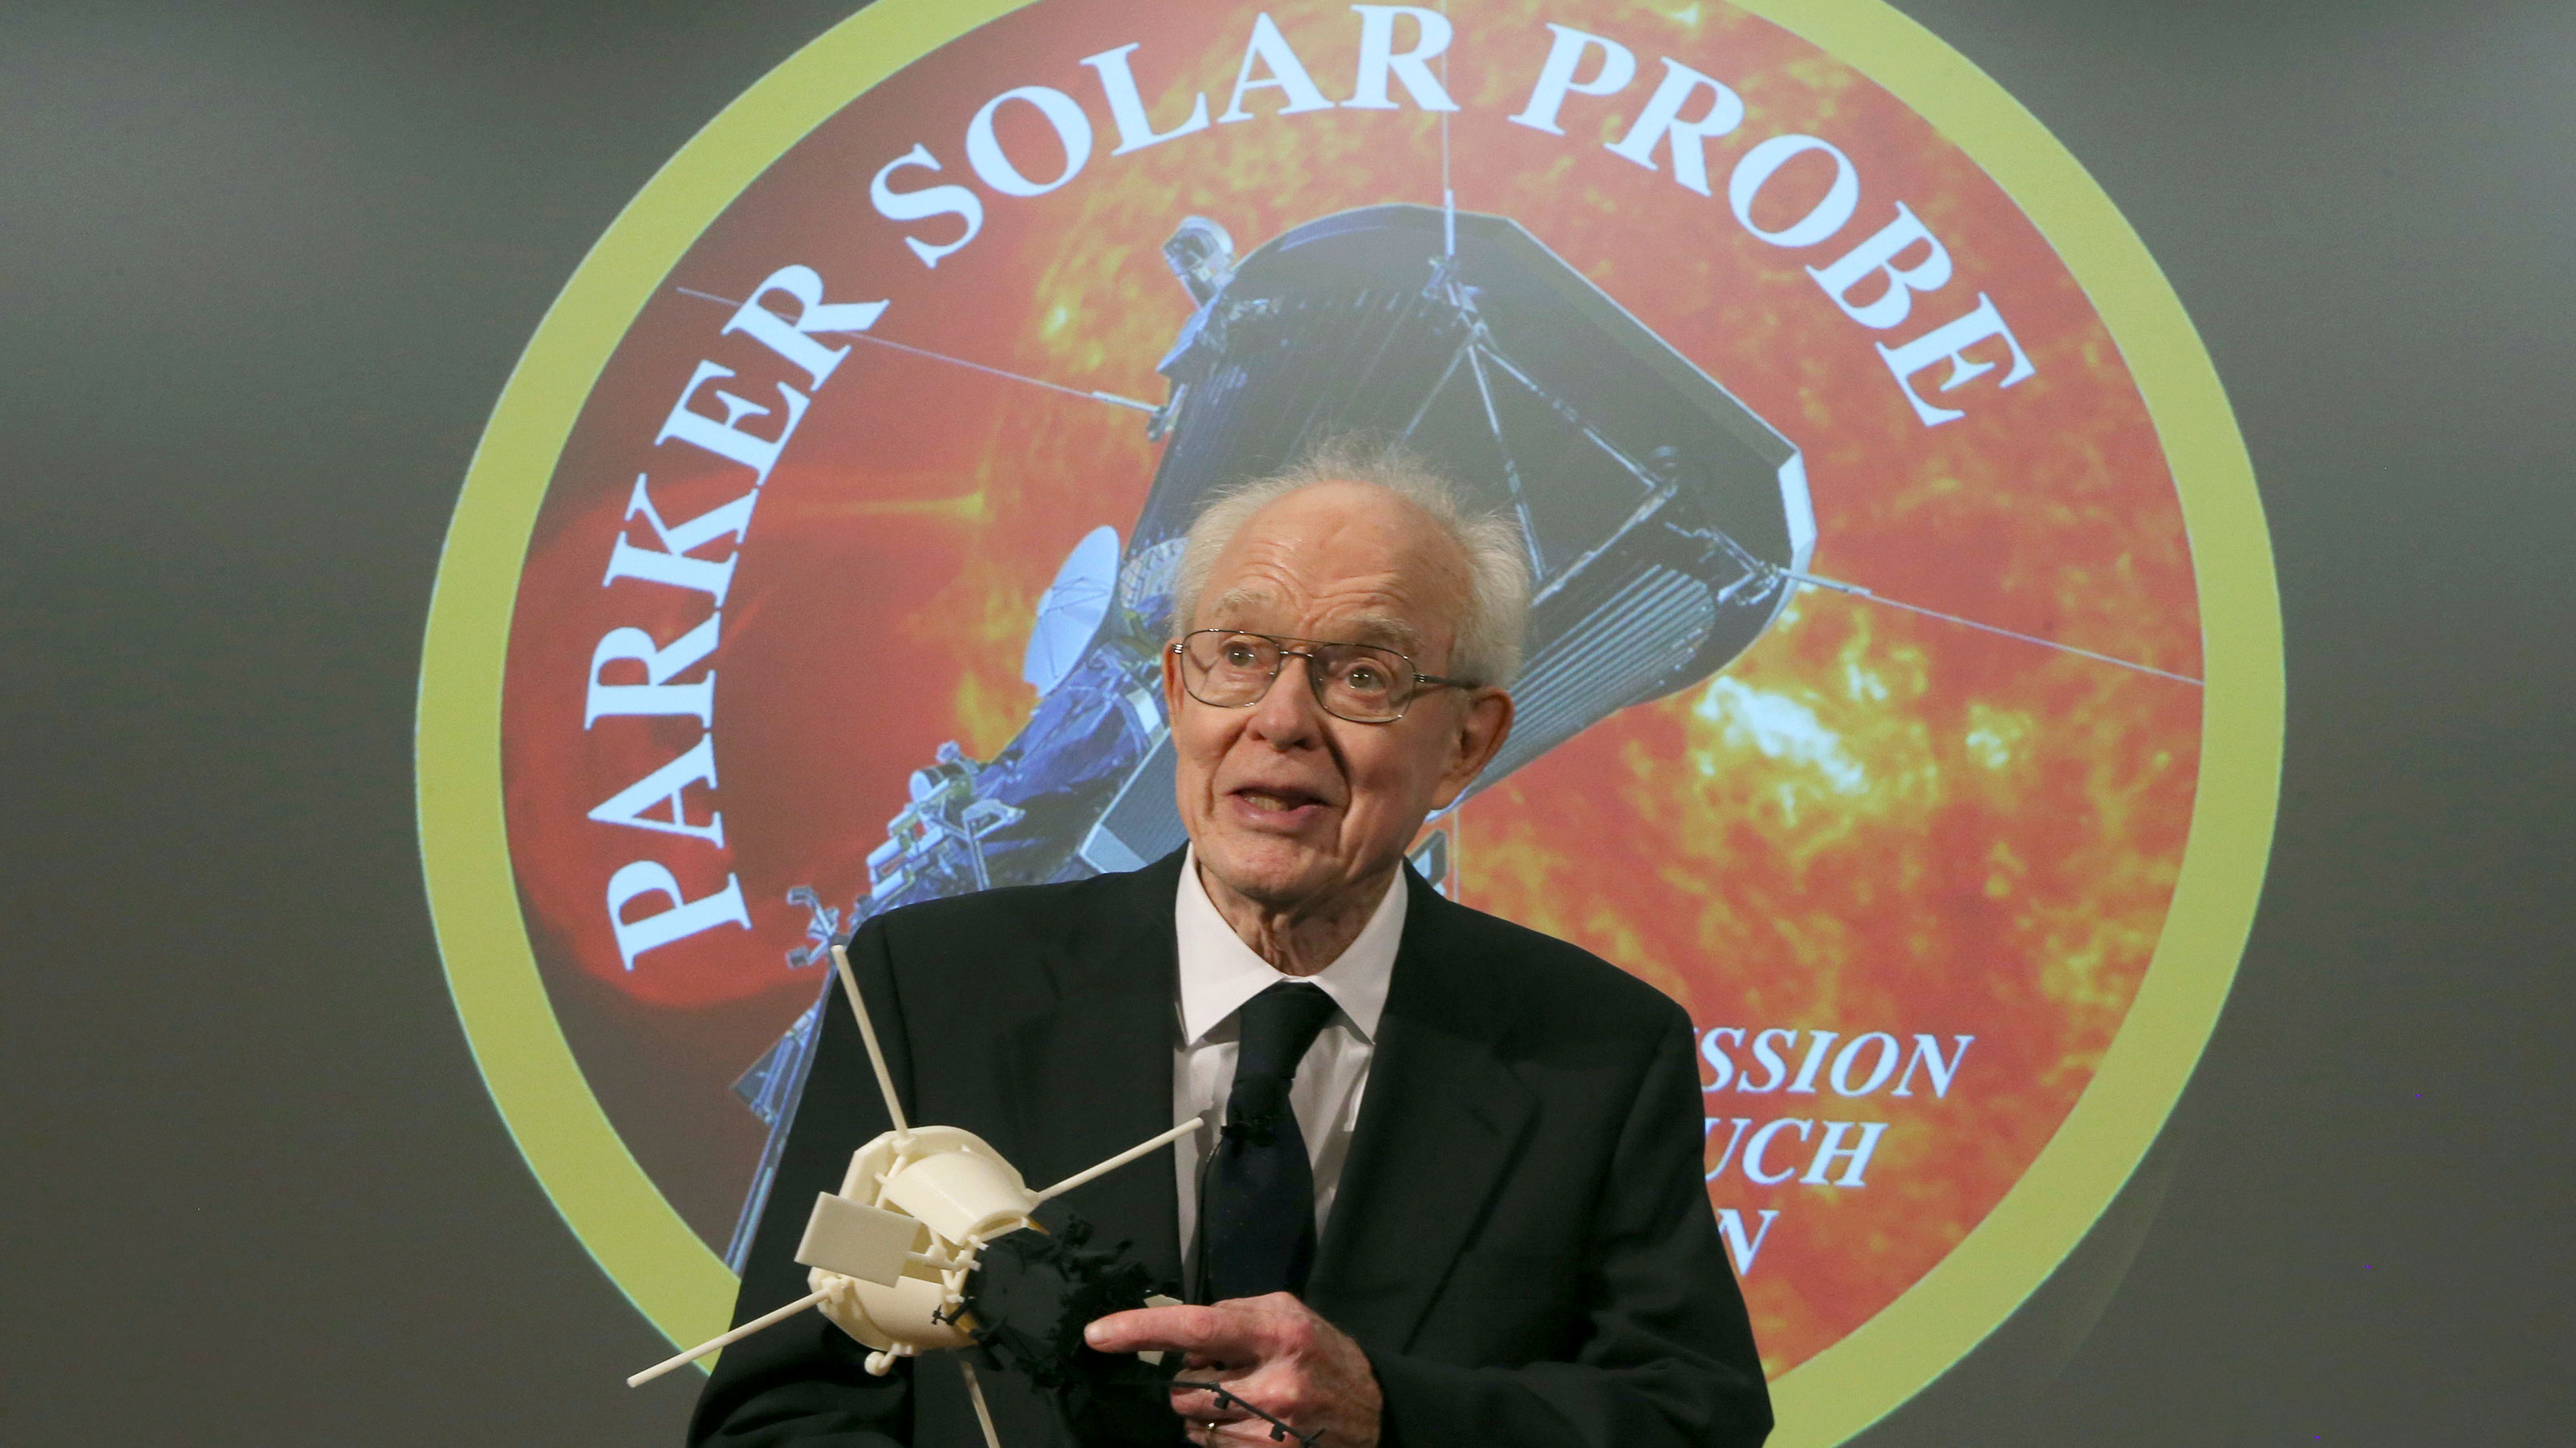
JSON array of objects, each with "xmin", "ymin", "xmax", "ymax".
[{"xmin": 1198, "ymin": 981, "xmax": 1340, "ymax": 1304}]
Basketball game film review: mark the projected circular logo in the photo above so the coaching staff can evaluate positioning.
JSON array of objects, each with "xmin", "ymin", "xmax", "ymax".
[{"xmin": 417, "ymin": 2, "xmax": 2279, "ymax": 1441}]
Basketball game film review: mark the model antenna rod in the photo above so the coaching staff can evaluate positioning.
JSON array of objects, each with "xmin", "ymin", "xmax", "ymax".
[
  {"xmin": 627, "ymin": 1287, "xmax": 831, "ymax": 1388},
  {"xmin": 957, "ymin": 1359, "xmax": 1006, "ymax": 1448},
  {"xmin": 1784, "ymin": 571, "xmax": 2203, "ymax": 686},
  {"xmin": 671, "ymin": 288, "xmax": 1159, "ymax": 412},
  {"xmin": 1031, "ymin": 1117, "xmax": 1205, "ymax": 1204},
  {"xmin": 831, "ymin": 944, "xmax": 911, "ymax": 1137}
]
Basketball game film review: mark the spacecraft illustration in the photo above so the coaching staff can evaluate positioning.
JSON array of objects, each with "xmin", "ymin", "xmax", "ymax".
[{"xmin": 724, "ymin": 201, "xmax": 1820, "ymax": 1268}]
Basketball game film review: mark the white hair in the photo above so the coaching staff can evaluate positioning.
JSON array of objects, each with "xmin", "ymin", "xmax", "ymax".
[{"xmin": 1169, "ymin": 440, "xmax": 1533, "ymax": 687}]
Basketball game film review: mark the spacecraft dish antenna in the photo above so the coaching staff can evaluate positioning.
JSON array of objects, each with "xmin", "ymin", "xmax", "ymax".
[{"xmin": 1022, "ymin": 525, "xmax": 1122, "ymax": 696}]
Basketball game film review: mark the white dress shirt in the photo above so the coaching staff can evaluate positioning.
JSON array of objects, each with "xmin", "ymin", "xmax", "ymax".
[{"xmin": 1172, "ymin": 846, "xmax": 1405, "ymax": 1280}]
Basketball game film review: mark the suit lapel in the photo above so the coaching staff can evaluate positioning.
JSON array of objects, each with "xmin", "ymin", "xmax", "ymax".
[
  {"xmin": 1305, "ymin": 870, "xmax": 1536, "ymax": 1352},
  {"xmin": 1004, "ymin": 854, "xmax": 1188, "ymax": 1288}
]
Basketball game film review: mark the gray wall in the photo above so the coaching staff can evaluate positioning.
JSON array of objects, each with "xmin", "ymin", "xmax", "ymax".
[{"xmin": 2, "ymin": 2, "xmax": 2566, "ymax": 1442}]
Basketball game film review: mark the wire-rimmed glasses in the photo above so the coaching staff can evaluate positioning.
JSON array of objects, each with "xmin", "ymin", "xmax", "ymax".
[{"xmin": 1170, "ymin": 629, "xmax": 1465, "ymax": 724}]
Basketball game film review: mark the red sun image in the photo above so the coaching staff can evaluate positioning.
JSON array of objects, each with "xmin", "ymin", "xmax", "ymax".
[{"xmin": 495, "ymin": 0, "xmax": 2200, "ymax": 1377}]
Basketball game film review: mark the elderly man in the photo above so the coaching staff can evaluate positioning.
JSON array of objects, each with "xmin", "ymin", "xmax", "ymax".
[{"xmin": 693, "ymin": 448, "xmax": 1769, "ymax": 1447}]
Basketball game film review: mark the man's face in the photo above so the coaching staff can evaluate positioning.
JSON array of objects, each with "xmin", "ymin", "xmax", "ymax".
[{"xmin": 1163, "ymin": 481, "xmax": 1514, "ymax": 915}]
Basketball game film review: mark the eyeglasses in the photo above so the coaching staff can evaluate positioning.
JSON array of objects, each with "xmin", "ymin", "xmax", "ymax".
[{"xmin": 1171, "ymin": 629, "xmax": 1466, "ymax": 724}]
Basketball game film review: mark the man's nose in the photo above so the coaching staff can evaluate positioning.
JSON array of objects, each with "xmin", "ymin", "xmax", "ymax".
[{"xmin": 1246, "ymin": 652, "xmax": 1327, "ymax": 744}]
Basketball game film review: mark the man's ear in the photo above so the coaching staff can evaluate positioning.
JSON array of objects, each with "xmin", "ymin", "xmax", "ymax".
[
  {"xmin": 1431, "ymin": 687, "xmax": 1514, "ymax": 810},
  {"xmin": 1160, "ymin": 639, "xmax": 1187, "ymax": 721}
]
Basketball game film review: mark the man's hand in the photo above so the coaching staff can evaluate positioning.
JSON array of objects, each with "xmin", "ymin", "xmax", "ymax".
[{"xmin": 1085, "ymin": 1293, "xmax": 1383, "ymax": 1447}]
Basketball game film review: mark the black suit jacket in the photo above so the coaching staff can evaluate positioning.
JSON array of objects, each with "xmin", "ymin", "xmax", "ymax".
[{"xmin": 689, "ymin": 852, "xmax": 1769, "ymax": 1447}]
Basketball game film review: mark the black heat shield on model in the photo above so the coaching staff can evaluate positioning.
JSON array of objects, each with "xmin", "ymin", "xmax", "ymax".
[
  {"xmin": 726, "ymin": 203, "xmax": 1814, "ymax": 1268},
  {"xmin": 964, "ymin": 1219, "xmax": 1193, "ymax": 1444}
]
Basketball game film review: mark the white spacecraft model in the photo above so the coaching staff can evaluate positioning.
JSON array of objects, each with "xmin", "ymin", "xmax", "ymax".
[{"xmin": 628, "ymin": 943, "xmax": 1200, "ymax": 1448}]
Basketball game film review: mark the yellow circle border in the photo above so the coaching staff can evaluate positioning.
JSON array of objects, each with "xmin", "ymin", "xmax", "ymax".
[{"xmin": 415, "ymin": 0, "xmax": 2281, "ymax": 1435}]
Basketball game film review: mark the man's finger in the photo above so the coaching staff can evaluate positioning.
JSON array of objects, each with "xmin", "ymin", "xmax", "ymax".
[
  {"xmin": 1084, "ymin": 1302, "xmax": 1262, "ymax": 1357},
  {"xmin": 1169, "ymin": 1381, "xmax": 1246, "ymax": 1412},
  {"xmin": 1165, "ymin": 1375, "xmax": 1260, "ymax": 1422}
]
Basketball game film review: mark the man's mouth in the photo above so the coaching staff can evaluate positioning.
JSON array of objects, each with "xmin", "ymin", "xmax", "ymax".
[{"xmin": 1231, "ymin": 786, "xmax": 1329, "ymax": 816}]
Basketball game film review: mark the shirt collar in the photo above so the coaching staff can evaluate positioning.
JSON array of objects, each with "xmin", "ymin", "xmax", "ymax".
[{"xmin": 1174, "ymin": 844, "xmax": 1405, "ymax": 1048}]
